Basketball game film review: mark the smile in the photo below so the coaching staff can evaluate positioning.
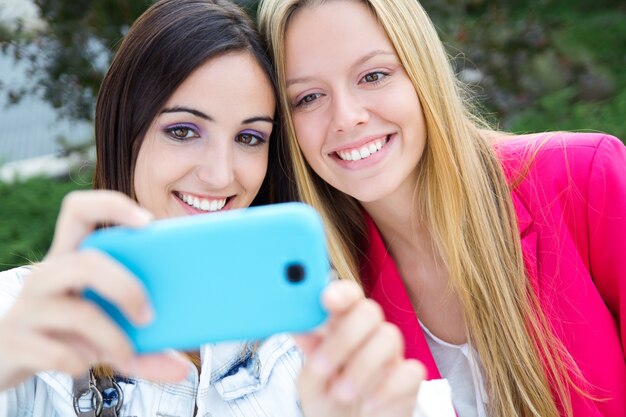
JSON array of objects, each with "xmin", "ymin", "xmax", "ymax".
[
  {"xmin": 176, "ymin": 192, "xmax": 228, "ymax": 212},
  {"xmin": 335, "ymin": 136, "xmax": 390, "ymax": 162}
]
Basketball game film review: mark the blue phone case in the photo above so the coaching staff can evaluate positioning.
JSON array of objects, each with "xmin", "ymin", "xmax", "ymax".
[{"xmin": 80, "ymin": 202, "xmax": 330, "ymax": 353}]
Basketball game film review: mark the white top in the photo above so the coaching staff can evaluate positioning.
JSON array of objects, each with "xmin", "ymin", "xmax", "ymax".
[{"xmin": 420, "ymin": 321, "xmax": 489, "ymax": 417}]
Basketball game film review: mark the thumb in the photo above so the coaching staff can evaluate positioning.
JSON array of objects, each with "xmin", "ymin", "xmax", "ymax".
[{"xmin": 48, "ymin": 190, "xmax": 152, "ymax": 257}]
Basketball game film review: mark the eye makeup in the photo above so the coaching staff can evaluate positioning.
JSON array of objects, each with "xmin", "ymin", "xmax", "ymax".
[
  {"xmin": 238, "ymin": 128, "xmax": 268, "ymax": 146},
  {"xmin": 241, "ymin": 129, "xmax": 268, "ymax": 140},
  {"xmin": 162, "ymin": 122, "xmax": 202, "ymax": 141}
]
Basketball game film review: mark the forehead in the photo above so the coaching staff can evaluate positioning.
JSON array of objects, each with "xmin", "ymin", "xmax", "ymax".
[
  {"xmin": 285, "ymin": 0, "xmax": 394, "ymax": 71},
  {"xmin": 166, "ymin": 52, "xmax": 275, "ymax": 114}
]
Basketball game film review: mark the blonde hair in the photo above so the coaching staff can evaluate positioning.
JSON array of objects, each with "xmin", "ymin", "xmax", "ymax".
[{"xmin": 258, "ymin": 0, "xmax": 581, "ymax": 416}]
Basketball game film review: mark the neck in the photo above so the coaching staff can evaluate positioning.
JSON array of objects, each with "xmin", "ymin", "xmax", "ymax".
[{"xmin": 361, "ymin": 183, "xmax": 430, "ymax": 255}]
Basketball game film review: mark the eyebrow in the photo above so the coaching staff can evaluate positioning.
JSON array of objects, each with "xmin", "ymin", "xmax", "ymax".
[
  {"xmin": 286, "ymin": 49, "xmax": 396, "ymax": 87},
  {"xmin": 161, "ymin": 107, "xmax": 274, "ymax": 125},
  {"xmin": 242, "ymin": 116, "xmax": 274, "ymax": 125},
  {"xmin": 161, "ymin": 106, "xmax": 213, "ymax": 120}
]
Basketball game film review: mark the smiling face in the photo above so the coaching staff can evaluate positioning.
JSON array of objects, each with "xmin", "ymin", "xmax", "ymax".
[
  {"xmin": 133, "ymin": 52, "xmax": 275, "ymax": 219},
  {"xmin": 284, "ymin": 0, "xmax": 427, "ymax": 205}
]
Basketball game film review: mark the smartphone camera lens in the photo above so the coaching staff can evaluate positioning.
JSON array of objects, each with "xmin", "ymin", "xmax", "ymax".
[{"xmin": 286, "ymin": 263, "xmax": 306, "ymax": 284}]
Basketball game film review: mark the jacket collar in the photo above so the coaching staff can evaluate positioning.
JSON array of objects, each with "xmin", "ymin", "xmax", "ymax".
[{"xmin": 511, "ymin": 191, "xmax": 540, "ymax": 287}]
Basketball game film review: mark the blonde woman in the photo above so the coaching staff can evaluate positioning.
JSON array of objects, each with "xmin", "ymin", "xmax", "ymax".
[{"xmin": 258, "ymin": 0, "xmax": 626, "ymax": 416}]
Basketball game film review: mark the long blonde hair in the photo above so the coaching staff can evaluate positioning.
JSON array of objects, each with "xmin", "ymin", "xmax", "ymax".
[{"xmin": 258, "ymin": 0, "xmax": 580, "ymax": 415}]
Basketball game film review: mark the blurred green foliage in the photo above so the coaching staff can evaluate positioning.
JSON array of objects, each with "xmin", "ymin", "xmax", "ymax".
[
  {"xmin": 506, "ymin": 10, "xmax": 626, "ymax": 137},
  {"xmin": 0, "ymin": 173, "xmax": 91, "ymax": 271},
  {"xmin": 420, "ymin": 1, "xmax": 626, "ymax": 138}
]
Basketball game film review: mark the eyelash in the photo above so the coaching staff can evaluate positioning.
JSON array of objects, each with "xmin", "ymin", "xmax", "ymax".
[
  {"xmin": 293, "ymin": 71, "xmax": 391, "ymax": 109},
  {"xmin": 359, "ymin": 71, "xmax": 390, "ymax": 86},
  {"xmin": 236, "ymin": 132, "xmax": 266, "ymax": 147},
  {"xmin": 164, "ymin": 124, "xmax": 199, "ymax": 141},
  {"xmin": 294, "ymin": 93, "xmax": 322, "ymax": 109}
]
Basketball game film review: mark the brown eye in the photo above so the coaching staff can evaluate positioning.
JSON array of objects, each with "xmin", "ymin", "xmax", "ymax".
[
  {"xmin": 164, "ymin": 125, "xmax": 199, "ymax": 141},
  {"xmin": 360, "ymin": 71, "xmax": 389, "ymax": 85},
  {"xmin": 236, "ymin": 132, "xmax": 265, "ymax": 147},
  {"xmin": 239, "ymin": 133, "xmax": 254, "ymax": 144},
  {"xmin": 294, "ymin": 92, "xmax": 322, "ymax": 108},
  {"xmin": 173, "ymin": 128, "xmax": 191, "ymax": 138}
]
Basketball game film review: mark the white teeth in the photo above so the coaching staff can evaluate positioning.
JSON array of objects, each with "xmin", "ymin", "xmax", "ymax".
[
  {"xmin": 178, "ymin": 193, "xmax": 227, "ymax": 212},
  {"xmin": 337, "ymin": 137, "xmax": 388, "ymax": 162}
]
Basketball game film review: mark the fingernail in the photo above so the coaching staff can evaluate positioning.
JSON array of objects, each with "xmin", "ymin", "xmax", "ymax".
[{"xmin": 323, "ymin": 286, "xmax": 342, "ymax": 309}]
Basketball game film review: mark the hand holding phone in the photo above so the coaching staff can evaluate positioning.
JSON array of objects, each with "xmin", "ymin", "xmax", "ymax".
[{"xmin": 80, "ymin": 202, "xmax": 330, "ymax": 353}]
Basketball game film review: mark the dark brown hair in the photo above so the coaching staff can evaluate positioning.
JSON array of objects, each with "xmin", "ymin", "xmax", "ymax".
[{"xmin": 93, "ymin": 0, "xmax": 289, "ymax": 205}]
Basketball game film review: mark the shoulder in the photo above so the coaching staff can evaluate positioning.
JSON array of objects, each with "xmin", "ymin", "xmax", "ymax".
[
  {"xmin": 493, "ymin": 131, "xmax": 621, "ymax": 164},
  {"xmin": 492, "ymin": 131, "xmax": 624, "ymax": 185},
  {"xmin": 0, "ymin": 265, "xmax": 31, "ymax": 285}
]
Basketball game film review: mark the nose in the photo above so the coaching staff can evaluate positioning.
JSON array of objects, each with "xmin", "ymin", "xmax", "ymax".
[
  {"xmin": 196, "ymin": 138, "xmax": 234, "ymax": 189},
  {"xmin": 330, "ymin": 88, "xmax": 369, "ymax": 133}
]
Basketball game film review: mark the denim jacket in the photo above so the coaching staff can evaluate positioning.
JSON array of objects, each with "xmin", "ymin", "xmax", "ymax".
[{"xmin": 0, "ymin": 267, "xmax": 303, "ymax": 417}]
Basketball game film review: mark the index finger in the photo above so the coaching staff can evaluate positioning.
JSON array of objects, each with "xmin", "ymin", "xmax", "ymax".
[
  {"xmin": 31, "ymin": 251, "xmax": 153, "ymax": 326},
  {"xmin": 48, "ymin": 190, "xmax": 152, "ymax": 257}
]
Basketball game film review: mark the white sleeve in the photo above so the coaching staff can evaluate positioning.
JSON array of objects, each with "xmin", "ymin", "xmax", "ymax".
[
  {"xmin": 0, "ymin": 267, "xmax": 32, "ymax": 414},
  {"xmin": 0, "ymin": 267, "xmax": 29, "ymax": 318}
]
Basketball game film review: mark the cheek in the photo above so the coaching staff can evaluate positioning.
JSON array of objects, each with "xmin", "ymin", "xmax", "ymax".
[
  {"xmin": 293, "ymin": 114, "xmax": 323, "ymax": 161},
  {"xmin": 133, "ymin": 137, "xmax": 180, "ymax": 207},
  {"xmin": 133, "ymin": 148, "xmax": 167, "ymax": 212},
  {"xmin": 240, "ymin": 150, "xmax": 269, "ymax": 192},
  {"xmin": 133, "ymin": 146, "xmax": 150, "ymax": 201},
  {"xmin": 393, "ymin": 85, "xmax": 425, "ymax": 133}
]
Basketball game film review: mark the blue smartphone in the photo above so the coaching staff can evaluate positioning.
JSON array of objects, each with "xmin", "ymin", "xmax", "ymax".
[{"xmin": 80, "ymin": 202, "xmax": 330, "ymax": 353}]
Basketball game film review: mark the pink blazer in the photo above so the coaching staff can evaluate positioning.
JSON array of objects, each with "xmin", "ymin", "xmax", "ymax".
[{"xmin": 361, "ymin": 133, "xmax": 626, "ymax": 416}]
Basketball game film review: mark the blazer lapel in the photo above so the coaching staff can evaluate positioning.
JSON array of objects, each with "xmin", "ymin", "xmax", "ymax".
[
  {"xmin": 511, "ymin": 192, "xmax": 539, "ymax": 286},
  {"xmin": 362, "ymin": 215, "xmax": 442, "ymax": 380}
]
